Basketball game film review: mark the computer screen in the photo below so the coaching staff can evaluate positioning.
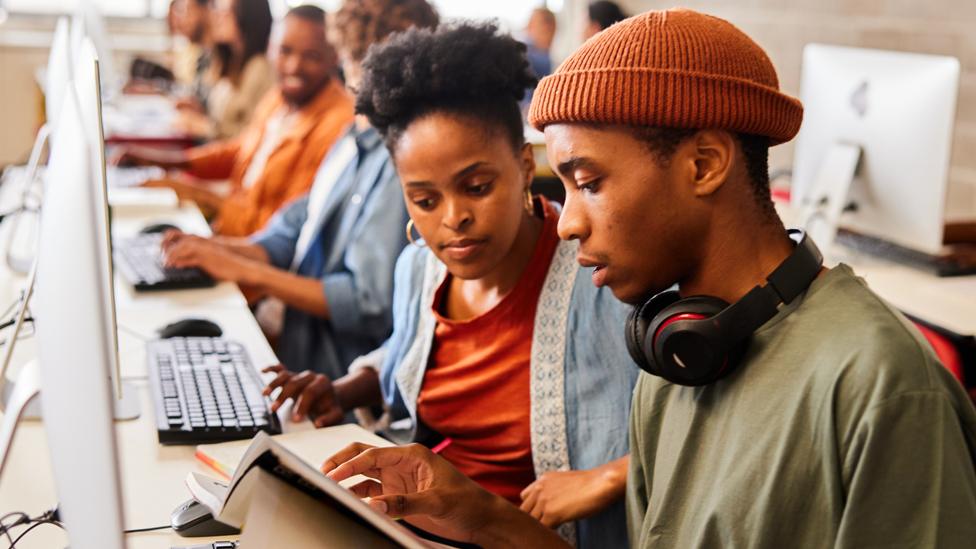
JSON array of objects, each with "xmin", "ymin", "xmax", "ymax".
[
  {"xmin": 34, "ymin": 87, "xmax": 126, "ymax": 549},
  {"xmin": 44, "ymin": 17, "xmax": 73, "ymax": 131},
  {"xmin": 791, "ymin": 43, "xmax": 960, "ymax": 255},
  {"xmin": 74, "ymin": 38, "xmax": 126, "ymax": 403}
]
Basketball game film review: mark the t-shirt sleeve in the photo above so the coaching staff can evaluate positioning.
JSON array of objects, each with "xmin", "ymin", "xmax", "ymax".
[{"xmin": 836, "ymin": 390, "xmax": 976, "ymax": 548}]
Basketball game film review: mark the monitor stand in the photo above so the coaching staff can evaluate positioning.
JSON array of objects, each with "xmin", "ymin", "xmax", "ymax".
[
  {"xmin": 797, "ymin": 142, "xmax": 861, "ymax": 251},
  {"xmin": 1, "ymin": 376, "xmax": 141, "ymax": 421},
  {"xmin": 0, "ymin": 359, "xmax": 40, "ymax": 477},
  {"xmin": 0, "ymin": 262, "xmax": 141, "ymax": 421}
]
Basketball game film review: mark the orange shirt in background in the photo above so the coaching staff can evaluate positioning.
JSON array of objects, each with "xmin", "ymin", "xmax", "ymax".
[
  {"xmin": 185, "ymin": 78, "xmax": 354, "ymax": 237},
  {"xmin": 416, "ymin": 200, "xmax": 560, "ymax": 504}
]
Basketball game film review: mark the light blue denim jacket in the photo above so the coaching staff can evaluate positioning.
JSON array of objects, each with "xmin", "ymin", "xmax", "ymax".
[
  {"xmin": 369, "ymin": 228, "xmax": 637, "ymax": 548},
  {"xmin": 251, "ymin": 126, "xmax": 407, "ymax": 379}
]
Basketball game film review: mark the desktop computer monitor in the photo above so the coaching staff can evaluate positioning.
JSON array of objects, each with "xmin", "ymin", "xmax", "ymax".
[
  {"xmin": 33, "ymin": 87, "xmax": 126, "ymax": 549},
  {"xmin": 791, "ymin": 43, "xmax": 960, "ymax": 255},
  {"xmin": 46, "ymin": 16, "xmax": 74, "ymax": 129},
  {"xmin": 75, "ymin": 0, "xmax": 120, "ymax": 99},
  {"xmin": 72, "ymin": 38, "xmax": 140, "ymax": 419}
]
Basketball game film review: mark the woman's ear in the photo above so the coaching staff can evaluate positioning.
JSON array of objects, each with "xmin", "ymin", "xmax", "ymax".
[{"xmin": 520, "ymin": 142, "xmax": 536, "ymax": 188}]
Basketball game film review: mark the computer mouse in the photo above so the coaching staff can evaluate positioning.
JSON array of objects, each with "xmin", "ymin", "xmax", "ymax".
[
  {"xmin": 140, "ymin": 222, "xmax": 180, "ymax": 235},
  {"xmin": 158, "ymin": 318, "xmax": 223, "ymax": 338},
  {"xmin": 171, "ymin": 498, "xmax": 240, "ymax": 537}
]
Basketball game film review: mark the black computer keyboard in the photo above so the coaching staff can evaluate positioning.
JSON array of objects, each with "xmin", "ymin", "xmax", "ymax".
[
  {"xmin": 114, "ymin": 233, "xmax": 216, "ymax": 291},
  {"xmin": 836, "ymin": 230, "xmax": 976, "ymax": 277},
  {"xmin": 148, "ymin": 337, "xmax": 282, "ymax": 445}
]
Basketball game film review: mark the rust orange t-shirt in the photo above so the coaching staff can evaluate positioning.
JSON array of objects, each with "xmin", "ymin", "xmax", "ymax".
[{"xmin": 416, "ymin": 200, "xmax": 560, "ymax": 504}]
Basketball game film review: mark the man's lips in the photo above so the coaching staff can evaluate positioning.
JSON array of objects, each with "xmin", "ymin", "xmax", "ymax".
[{"xmin": 578, "ymin": 254, "xmax": 609, "ymax": 287}]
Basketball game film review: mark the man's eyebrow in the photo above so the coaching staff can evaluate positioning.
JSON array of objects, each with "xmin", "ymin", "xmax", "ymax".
[{"xmin": 556, "ymin": 157, "xmax": 600, "ymax": 178}]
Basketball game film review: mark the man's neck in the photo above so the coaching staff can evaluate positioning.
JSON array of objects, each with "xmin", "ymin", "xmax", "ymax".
[
  {"xmin": 283, "ymin": 85, "xmax": 325, "ymax": 113},
  {"xmin": 678, "ymin": 214, "xmax": 793, "ymax": 304}
]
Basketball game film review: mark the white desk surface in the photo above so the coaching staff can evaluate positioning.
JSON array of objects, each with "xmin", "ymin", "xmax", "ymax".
[{"xmin": 0, "ymin": 176, "xmax": 309, "ymax": 549}]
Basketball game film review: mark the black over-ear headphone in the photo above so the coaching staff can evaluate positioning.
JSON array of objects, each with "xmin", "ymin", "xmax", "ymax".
[{"xmin": 625, "ymin": 230, "xmax": 823, "ymax": 386}]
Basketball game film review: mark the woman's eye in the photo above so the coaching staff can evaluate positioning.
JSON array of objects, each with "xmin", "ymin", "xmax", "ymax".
[
  {"xmin": 467, "ymin": 181, "xmax": 493, "ymax": 195},
  {"xmin": 413, "ymin": 197, "xmax": 436, "ymax": 210}
]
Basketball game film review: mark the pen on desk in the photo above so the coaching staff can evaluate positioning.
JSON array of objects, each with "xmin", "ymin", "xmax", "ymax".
[{"xmin": 431, "ymin": 437, "xmax": 452, "ymax": 454}]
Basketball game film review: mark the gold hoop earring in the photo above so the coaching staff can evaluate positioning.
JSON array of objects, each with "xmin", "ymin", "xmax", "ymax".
[
  {"xmin": 405, "ymin": 219, "xmax": 426, "ymax": 247},
  {"xmin": 524, "ymin": 188, "xmax": 534, "ymax": 216}
]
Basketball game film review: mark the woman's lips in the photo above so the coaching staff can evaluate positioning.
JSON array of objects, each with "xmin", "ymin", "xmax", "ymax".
[{"xmin": 440, "ymin": 239, "xmax": 488, "ymax": 261}]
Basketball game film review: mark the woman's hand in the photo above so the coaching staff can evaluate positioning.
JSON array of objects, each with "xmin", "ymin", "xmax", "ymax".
[
  {"xmin": 163, "ymin": 234, "xmax": 249, "ymax": 283},
  {"xmin": 519, "ymin": 456, "xmax": 629, "ymax": 528},
  {"xmin": 261, "ymin": 365, "xmax": 344, "ymax": 426}
]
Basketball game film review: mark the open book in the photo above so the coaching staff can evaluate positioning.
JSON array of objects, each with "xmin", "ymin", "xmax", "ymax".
[
  {"xmin": 195, "ymin": 423, "xmax": 392, "ymax": 480},
  {"xmin": 187, "ymin": 431, "xmax": 433, "ymax": 548}
]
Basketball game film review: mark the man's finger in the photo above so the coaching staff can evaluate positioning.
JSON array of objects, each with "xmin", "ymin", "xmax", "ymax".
[
  {"xmin": 369, "ymin": 492, "xmax": 443, "ymax": 519},
  {"xmin": 348, "ymin": 479, "xmax": 384, "ymax": 499},
  {"xmin": 321, "ymin": 442, "xmax": 378, "ymax": 476}
]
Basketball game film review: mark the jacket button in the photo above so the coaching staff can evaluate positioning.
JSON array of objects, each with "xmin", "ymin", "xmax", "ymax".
[{"xmin": 351, "ymin": 193, "xmax": 362, "ymax": 205}]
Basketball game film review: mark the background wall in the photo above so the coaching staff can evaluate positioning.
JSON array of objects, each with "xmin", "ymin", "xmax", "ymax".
[
  {"xmin": 1, "ymin": 1, "xmax": 973, "ymax": 220},
  {"xmin": 617, "ymin": 0, "xmax": 976, "ymax": 220},
  {"xmin": 0, "ymin": 16, "xmax": 168, "ymax": 167}
]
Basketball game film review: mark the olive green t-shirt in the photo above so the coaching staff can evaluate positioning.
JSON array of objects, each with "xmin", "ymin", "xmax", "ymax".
[{"xmin": 627, "ymin": 265, "xmax": 976, "ymax": 548}]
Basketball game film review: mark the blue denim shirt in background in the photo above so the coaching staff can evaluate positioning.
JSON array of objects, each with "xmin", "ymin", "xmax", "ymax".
[
  {"xmin": 377, "ymin": 238, "xmax": 638, "ymax": 549},
  {"xmin": 251, "ymin": 126, "xmax": 407, "ymax": 379}
]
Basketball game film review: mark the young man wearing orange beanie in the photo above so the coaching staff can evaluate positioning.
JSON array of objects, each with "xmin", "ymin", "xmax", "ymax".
[{"xmin": 320, "ymin": 9, "xmax": 976, "ymax": 547}]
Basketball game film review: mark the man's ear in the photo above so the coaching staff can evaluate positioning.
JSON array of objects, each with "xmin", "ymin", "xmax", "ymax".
[
  {"xmin": 520, "ymin": 142, "xmax": 536, "ymax": 188},
  {"xmin": 687, "ymin": 130, "xmax": 735, "ymax": 198}
]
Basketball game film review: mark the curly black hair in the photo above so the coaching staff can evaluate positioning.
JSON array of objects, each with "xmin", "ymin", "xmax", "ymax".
[{"xmin": 356, "ymin": 21, "xmax": 537, "ymax": 153}]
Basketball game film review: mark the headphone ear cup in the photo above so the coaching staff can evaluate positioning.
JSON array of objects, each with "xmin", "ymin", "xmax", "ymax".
[
  {"xmin": 648, "ymin": 296, "xmax": 732, "ymax": 385},
  {"xmin": 626, "ymin": 291, "xmax": 681, "ymax": 375}
]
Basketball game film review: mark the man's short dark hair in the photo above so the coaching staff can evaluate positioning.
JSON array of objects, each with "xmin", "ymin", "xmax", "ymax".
[
  {"xmin": 287, "ymin": 4, "xmax": 326, "ymax": 25},
  {"xmin": 633, "ymin": 128, "xmax": 774, "ymax": 218}
]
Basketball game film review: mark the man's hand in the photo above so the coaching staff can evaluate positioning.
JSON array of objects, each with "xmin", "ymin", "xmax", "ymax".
[
  {"xmin": 111, "ymin": 145, "xmax": 186, "ymax": 169},
  {"xmin": 519, "ymin": 461, "xmax": 627, "ymax": 528},
  {"xmin": 262, "ymin": 365, "xmax": 344, "ymax": 427},
  {"xmin": 323, "ymin": 444, "xmax": 572, "ymax": 548}
]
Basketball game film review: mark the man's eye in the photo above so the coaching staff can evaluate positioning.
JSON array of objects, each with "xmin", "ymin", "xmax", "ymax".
[{"xmin": 578, "ymin": 178, "xmax": 601, "ymax": 194}]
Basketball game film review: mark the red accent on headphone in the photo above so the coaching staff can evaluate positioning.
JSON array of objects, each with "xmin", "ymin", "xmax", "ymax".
[
  {"xmin": 653, "ymin": 312, "xmax": 708, "ymax": 343},
  {"xmin": 653, "ymin": 312, "xmax": 730, "ymax": 375}
]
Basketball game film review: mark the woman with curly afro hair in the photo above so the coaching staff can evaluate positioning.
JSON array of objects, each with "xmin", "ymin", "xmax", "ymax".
[{"xmin": 273, "ymin": 21, "xmax": 635, "ymax": 547}]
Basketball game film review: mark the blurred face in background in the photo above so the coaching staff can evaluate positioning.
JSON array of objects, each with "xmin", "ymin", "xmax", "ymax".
[
  {"xmin": 176, "ymin": 0, "xmax": 211, "ymax": 44},
  {"xmin": 275, "ymin": 14, "xmax": 335, "ymax": 106},
  {"xmin": 526, "ymin": 9, "xmax": 556, "ymax": 51},
  {"xmin": 211, "ymin": 0, "xmax": 243, "ymax": 52}
]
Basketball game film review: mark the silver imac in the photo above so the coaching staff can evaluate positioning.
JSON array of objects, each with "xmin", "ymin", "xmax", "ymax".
[
  {"xmin": 791, "ymin": 43, "xmax": 960, "ymax": 255},
  {"xmin": 73, "ymin": 38, "xmax": 140, "ymax": 419},
  {"xmin": 33, "ymin": 87, "xmax": 126, "ymax": 549}
]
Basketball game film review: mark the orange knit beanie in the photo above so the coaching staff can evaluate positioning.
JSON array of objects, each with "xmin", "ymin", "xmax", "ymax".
[{"xmin": 528, "ymin": 8, "xmax": 803, "ymax": 145}]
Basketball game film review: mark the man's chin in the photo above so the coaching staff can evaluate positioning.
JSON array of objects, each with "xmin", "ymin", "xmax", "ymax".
[{"xmin": 610, "ymin": 280, "xmax": 667, "ymax": 305}]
